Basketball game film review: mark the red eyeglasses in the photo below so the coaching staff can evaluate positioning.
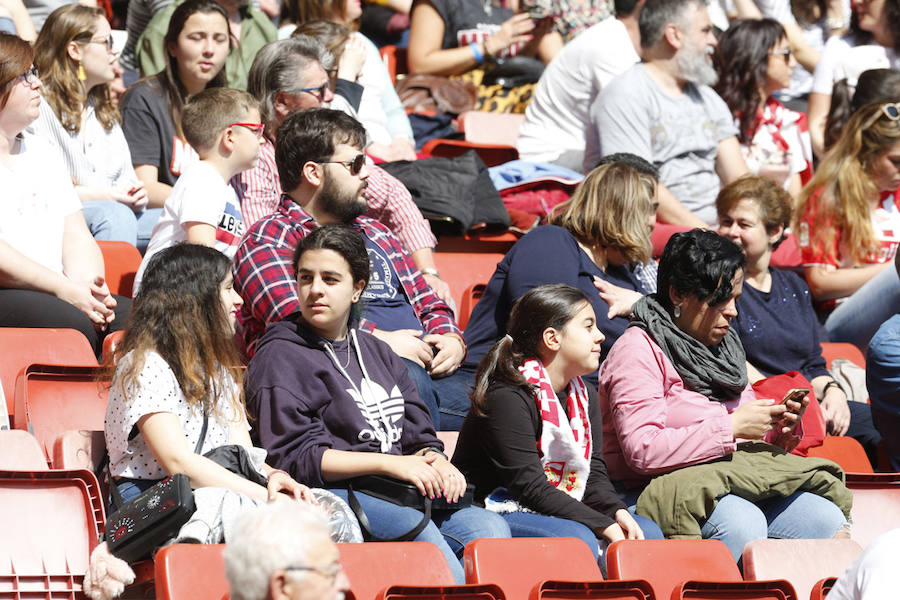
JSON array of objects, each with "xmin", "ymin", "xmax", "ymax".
[{"xmin": 229, "ymin": 122, "xmax": 266, "ymax": 138}]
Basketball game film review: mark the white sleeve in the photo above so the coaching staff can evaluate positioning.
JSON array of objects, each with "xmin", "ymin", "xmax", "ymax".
[
  {"xmin": 811, "ymin": 37, "xmax": 846, "ymax": 95},
  {"xmin": 754, "ymin": 0, "xmax": 796, "ymax": 23}
]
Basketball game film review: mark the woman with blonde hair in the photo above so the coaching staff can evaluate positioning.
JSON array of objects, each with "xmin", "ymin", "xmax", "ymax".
[
  {"xmin": 30, "ymin": 4, "xmax": 159, "ymax": 252},
  {"xmin": 431, "ymin": 160, "xmax": 657, "ymax": 429},
  {"xmin": 796, "ymin": 101, "xmax": 900, "ymax": 349}
]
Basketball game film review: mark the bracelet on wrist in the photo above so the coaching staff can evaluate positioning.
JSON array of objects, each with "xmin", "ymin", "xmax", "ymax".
[
  {"xmin": 822, "ymin": 381, "xmax": 842, "ymax": 397},
  {"xmin": 267, "ymin": 468, "xmax": 290, "ymax": 482},
  {"xmin": 469, "ymin": 41, "xmax": 483, "ymax": 63},
  {"xmin": 421, "ymin": 267, "xmax": 441, "ymax": 278},
  {"xmin": 421, "ymin": 446, "xmax": 448, "ymax": 460}
]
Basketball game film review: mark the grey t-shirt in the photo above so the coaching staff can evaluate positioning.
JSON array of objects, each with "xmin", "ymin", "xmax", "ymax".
[{"xmin": 585, "ymin": 63, "xmax": 736, "ymax": 224}]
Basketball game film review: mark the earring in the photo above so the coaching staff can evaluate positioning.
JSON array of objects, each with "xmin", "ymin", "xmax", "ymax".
[
  {"xmin": 77, "ymin": 62, "xmax": 86, "ymax": 81},
  {"xmin": 673, "ymin": 305, "xmax": 681, "ymax": 319}
]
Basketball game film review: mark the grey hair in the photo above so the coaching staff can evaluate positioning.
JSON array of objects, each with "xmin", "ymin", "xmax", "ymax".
[
  {"xmin": 247, "ymin": 36, "xmax": 334, "ymax": 130},
  {"xmin": 639, "ymin": 0, "xmax": 707, "ymax": 49},
  {"xmin": 224, "ymin": 501, "xmax": 332, "ymax": 600}
]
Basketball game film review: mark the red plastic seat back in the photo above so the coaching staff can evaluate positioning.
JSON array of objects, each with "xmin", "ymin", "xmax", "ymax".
[
  {"xmin": 806, "ymin": 436, "xmax": 874, "ymax": 473},
  {"xmin": 380, "ymin": 584, "xmax": 505, "ymax": 600},
  {"xmin": 0, "ymin": 328, "xmax": 97, "ymax": 426},
  {"xmin": 0, "ymin": 430, "xmax": 48, "ymax": 470},
  {"xmin": 0, "ymin": 469, "xmax": 104, "ymax": 595},
  {"xmin": 464, "ymin": 537, "xmax": 602, "ymax": 599},
  {"xmin": 820, "ymin": 343, "xmax": 866, "ymax": 370},
  {"xmin": 102, "ymin": 329, "xmax": 126, "ymax": 365},
  {"xmin": 340, "ymin": 541, "xmax": 456, "ymax": 600},
  {"xmin": 433, "ymin": 233, "xmax": 515, "ymax": 313},
  {"xmin": 155, "ymin": 544, "xmax": 229, "ymax": 600},
  {"xmin": 436, "ymin": 431, "xmax": 459, "ymax": 460},
  {"xmin": 846, "ymin": 474, "xmax": 900, "ymax": 547},
  {"xmin": 606, "ymin": 539, "xmax": 740, "ymax": 600},
  {"xmin": 742, "ymin": 539, "xmax": 863, "ymax": 600},
  {"xmin": 97, "ymin": 240, "xmax": 142, "ymax": 298},
  {"xmin": 458, "ymin": 284, "xmax": 487, "ymax": 330},
  {"xmin": 672, "ymin": 580, "xmax": 797, "ymax": 599},
  {"xmin": 14, "ymin": 365, "xmax": 110, "ymax": 462},
  {"xmin": 421, "ymin": 139, "xmax": 519, "ymax": 168}
]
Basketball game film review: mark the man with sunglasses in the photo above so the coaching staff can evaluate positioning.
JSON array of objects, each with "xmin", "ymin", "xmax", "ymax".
[
  {"xmin": 584, "ymin": 0, "xmax": 750, "ymax": 227},
  {"xmin": 235, "ymin": 108, "xmax": 466, "ymax": 430},
  {"xmin": 233, "ymin": 38, "xmax": 452, "ymax": 303}
]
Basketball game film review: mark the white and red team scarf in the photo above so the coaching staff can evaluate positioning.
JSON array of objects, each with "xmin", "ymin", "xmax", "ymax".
[{"xmin": 486, "ymin": 358, "xmax": 592, "ymax": 513}]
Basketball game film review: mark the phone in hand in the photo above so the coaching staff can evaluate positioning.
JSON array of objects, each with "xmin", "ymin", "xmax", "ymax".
[{"xmin": 780, "ymin": 387, "xmax": 809, "ymax": 433}]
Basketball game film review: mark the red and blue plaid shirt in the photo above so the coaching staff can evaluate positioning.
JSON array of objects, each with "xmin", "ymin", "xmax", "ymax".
[{"xmin": 234, "ymin": 194, "xmax": 460, "ymax": 357}]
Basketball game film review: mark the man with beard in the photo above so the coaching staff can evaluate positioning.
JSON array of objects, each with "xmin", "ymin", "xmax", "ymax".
[
  {"xmin": 583, "ymin": 0, "xmax": 749, "ymax": 227},
  {"xmin": 234, "ymin": 108, "xmax": 465, "ymax": 429}
]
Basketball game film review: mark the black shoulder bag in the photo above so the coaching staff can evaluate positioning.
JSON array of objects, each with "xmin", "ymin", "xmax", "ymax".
[{"xmin": 105, "ymin": 414, "xmax": 208, "ymax": 562}]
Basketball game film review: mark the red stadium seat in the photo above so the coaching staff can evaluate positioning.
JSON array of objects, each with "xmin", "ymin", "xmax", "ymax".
[
  {"xmin": 819, "ymin": 343, "xmax": 866, "ymax": 370},
  {"xmin": 436, "ymin": 431, "xmax": 459, "ymax": 460},
  {"xmin": 154, "ymin": 544, "xmax": 229, "ymax": 600},
  {"xmin": 0, "ymin": 469, "xmax": 105, "ymax": 599},
  {"xmin": 52, "ymin": 429, "xmax": 106, "ymax": 472},
  {"xmin": 0, "ymin": 328, "xmax": 97, "ymax": 427},
  {"xmin": 102, "ymin": 329, "xmax": 126, "ymax": 365},
  {"xmin": 97, "ymin": 240, "xmax": 142, "ymax": 298},
  {"xmin": 810, "ymin": 578, "xmax": 837, "ymax": 600},
  {"xmin": 846, "ymin": 474, "xmax": 900, "ymax": 547},
  {"xmin": 379, "ymin": 45, "xmax": 408, "ymax": 84},
  {"xmin": 340, "ymin": 541, "xmax": 456, "ymax": 600},
  {"xmin": 671, "ymin": 580, "xmax": 797, "ymax": 599},
  {"xmin": 379, "ymin": 584, "xmax": 505, "ymax": 600},
  {"xmin": 14, "ymin": 364, "xmax": 110, "ymax": 463},
  {"xmin": 434, "ymin": 233, "xmax": 515, "ymax": 312},
  {"xmin": 464, "ymin": 537, "xmax": 604, "ymax": 599},
  {"xmin": 806, "ymin": 436, "xmax": 874, "ymax": 473},
  {"xmin": 457, "ymin": 284, "xmax": 486, "ymax": 330},
  {"xmin": 421, "ymin": 139, "xmax": 519, "ymax": 168},
  {"xmin": 0, "ymin": 430, "xmax": 48, "ymax": 470},
  {"xmin": 742, "ymin": 539, "xmax": 863, "ymax": 600}
]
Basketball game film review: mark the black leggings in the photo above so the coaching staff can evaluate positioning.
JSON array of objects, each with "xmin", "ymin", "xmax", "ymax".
[{"xmin": 0, "ymin": 289, "xmax": 131, "ymax": 356}]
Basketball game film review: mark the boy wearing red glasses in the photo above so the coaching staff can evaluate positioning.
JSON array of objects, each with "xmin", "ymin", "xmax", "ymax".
[{"xmin": 132, "ymin": 88, "xmax": 262, "ymax": 294}]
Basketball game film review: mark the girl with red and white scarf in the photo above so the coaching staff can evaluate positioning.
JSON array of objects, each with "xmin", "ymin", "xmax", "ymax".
[{"xmin": 452, "ymin": 284, "xmax": 663, "ymax": 564}]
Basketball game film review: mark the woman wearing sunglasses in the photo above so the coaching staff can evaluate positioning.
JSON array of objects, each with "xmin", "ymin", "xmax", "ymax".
[
  {"xmin": 714, "ymin": 18, "xmax": 812, "ymax": 198},
  {"xmin": 30, "ymin": 4, "xmax": 160, "ymax": 253},
  {"xmin": 0, "ymin": 32, "xmax": 129, "ymax": 356},
  {"xmin": 120, "ymin": 0, "xmax": 230, "ymax": 210},
  {"xmin": 797, "ymin": 101, "xmax": 900, "ymax": 349}
]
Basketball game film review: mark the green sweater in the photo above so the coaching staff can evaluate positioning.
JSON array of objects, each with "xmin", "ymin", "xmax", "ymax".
[
  {"xmin": 636, "ymin": 441, "xmax": 853, "ymax": 538},
  {"xmin": 135, "ymin": 0, "xmax": 276, "ymax": 91}
]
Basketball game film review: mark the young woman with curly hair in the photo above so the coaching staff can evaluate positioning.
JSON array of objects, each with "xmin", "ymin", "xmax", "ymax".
[
  {"xmin": 714, "ymin": 18, "xmax": 812, "ymax": 198},
  {"xmin": 31, "ymin": 4, "xmax": 159, "ymax": 251},
  {"xmin": 796, "ymin": 100, "xmax": 900, "ymax": 349}
]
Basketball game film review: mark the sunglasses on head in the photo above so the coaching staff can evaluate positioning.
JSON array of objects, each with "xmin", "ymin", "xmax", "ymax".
[
  {"xmin": 863, "ymin": 102, "xmax": 900, "ymax": 130},
  {"xmin": 319, "ymin": 153, "xmax": 366, "ymax": 176}
]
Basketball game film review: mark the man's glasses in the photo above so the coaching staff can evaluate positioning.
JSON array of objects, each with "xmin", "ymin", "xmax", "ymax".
[
  {"xmin": 229, "ymin": 122, "xmax": 266, "ymax": 138},
  {"xmin": 19, "ymin": 66, "xmax": 39, "ymax": 85},
  {"xmin": 770, "ymin": 47, "xmax": 791, "ymax": 64},
  {"xmin": 299, "ymin": 82, "xmax": 330, "ymax": 101},
  {"xmin": 319, "ymin": 153, "xmax": 366, "ymax": 176},
  {"xmin": 285, "ymin": 561, "xmax": 343, "ymax": 584}
]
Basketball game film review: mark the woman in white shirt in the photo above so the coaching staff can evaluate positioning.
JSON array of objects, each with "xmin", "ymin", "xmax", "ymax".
[
  {"xmin": 0, "ymin": 32, "xmax": 128, "ymax": 355},
  {"xmin": 31, "ymin": 4, "xmax": 160, "ymax": 252}
]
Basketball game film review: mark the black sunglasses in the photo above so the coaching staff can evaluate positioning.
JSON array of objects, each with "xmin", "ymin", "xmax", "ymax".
[{"xmin": 319, "ymin": 153, "xmax": 367, "ymax": 176}]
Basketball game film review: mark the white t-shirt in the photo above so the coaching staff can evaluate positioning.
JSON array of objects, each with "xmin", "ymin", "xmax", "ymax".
[
  {"xmin": 811, "ymin": 35, "xmax": 900, "ymax": 95},
  {"xmin": 828, "ymin": 529, "xmax": 900, "ymax": 600},
  {"xmin": 0, "ymin": 136, "xmax": 82, "ymax": 275},
  {"xmin": 516, "ymin": 17, "xmax": 639, "ymax": 168},
  {"xmin": 134, "ymin": 161, "xmax": 244, "ymax": 293},
  {"xmin": 105, "ymin": 350, "xmax": 245, "ymax": 480}
]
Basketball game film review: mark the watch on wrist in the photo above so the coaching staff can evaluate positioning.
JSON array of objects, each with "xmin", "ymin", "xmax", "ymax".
[
  {"xmin": 422, "ymin": 446, "xmax": 448, "ymax": 460},
  {"xmin": 823, "ymin": 380, "xmax": 842, "ymax": 397}
]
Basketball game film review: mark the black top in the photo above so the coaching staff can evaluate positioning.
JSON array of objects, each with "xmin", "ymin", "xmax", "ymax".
[{"xmin": 452, "ymin": 381, "xmax": 626, "ymax": 534}]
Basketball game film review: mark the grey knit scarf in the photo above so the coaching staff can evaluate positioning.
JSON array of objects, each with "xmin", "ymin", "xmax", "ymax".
[{"xmin": 629, "ymin": 294, "xmax": 748, "ymax": 403}]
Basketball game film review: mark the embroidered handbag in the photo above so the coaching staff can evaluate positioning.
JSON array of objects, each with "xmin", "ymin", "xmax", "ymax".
[{"xmin": 105, "ymin": 415, "xmax": 208, "ymax": 562}]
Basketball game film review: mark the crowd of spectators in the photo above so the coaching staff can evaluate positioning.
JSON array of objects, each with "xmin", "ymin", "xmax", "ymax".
[{"xmin": 2, "ymin": 0, "xmax": 900, "ymax": 587}]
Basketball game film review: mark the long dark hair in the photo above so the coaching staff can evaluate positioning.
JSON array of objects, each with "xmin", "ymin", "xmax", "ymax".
[
  {"xmin": 470, "ymin": 284, "xmax": 590, "ymax": 416},
  {"xmin": 157, "ymin": 0, "xmax": 229, "ymax": 139},
  {"xmin": 109, "ymin": 244, "xmax": 243, "ymax": 419},
  {"xmin": 714, "ymin": 18, "xmax": 786, "ymax": 145},
  {"xmin": 825, "ymin": 68, "xmax": 900, "ymax": 151}
]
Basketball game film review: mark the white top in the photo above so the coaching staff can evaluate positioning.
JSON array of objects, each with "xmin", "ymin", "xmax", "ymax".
[
  {"xmin": 0, "ymin": 136, "xmax": 82, "ymax": 275},
  {"xmin": 516, "ymin": 17, "xmax": 639, "ymax": 167},
  {"xmin": 134, "ymin": 161, "xmax": 245, "ymax": 293},
  {"xmin": 827, "ymin": 529, "xmax": 900, "ymax": 600},
  {"xmin": 356, "ymin": 33, "xmax": 414, "ymax": 146},
  {"xmin": 29, "ymin": 100, "xmax": 138, "ymax": 189},
  {"xmin": 811, "ymin": 35, "xmax": 900, "ymax": 95},
  {"xmin": 105, "ymin": 350, "xmax": 245, "ymax": 480}
]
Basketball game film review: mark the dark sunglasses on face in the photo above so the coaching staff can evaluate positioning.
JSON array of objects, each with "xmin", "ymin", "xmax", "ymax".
[
  {"xmin": 319, "ymin": 153, "xmax": 367, "ymax": 176},
  {"xmin": 770, "ymin": 47, "xmax": 791, "ymax": 64}
]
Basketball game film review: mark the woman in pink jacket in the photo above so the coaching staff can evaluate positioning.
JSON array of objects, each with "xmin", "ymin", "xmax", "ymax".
[{"xmin": 598, "ymin": 229, "xmax": 847, "ymax": 563}]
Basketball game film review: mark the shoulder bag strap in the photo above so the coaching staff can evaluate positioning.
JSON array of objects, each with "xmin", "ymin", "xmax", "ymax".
[{"xmin": 346, "ymin": 481, "xmax": 432, "ymax": 542}]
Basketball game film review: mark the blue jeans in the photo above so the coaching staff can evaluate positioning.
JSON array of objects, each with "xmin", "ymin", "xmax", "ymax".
[
  {"xmin": 110, "ymin": 477, "xmax": 159, "ymax": 511},
  {"xmin": 403, "ymin": 359, "xmax": 441, "ymax": 430},
  {"xmin": 868, "ymin": 315, "xmax": 900, "ymax": 471},
  {"xmin": 82, "ymin": 203, "xmax": 162, "ymax": 253},
  {"xmin": 825, "ymin": 264, "xmax": 900, "ymax": 350},
  {"xmin": 327, "ymin": 488, "xmax": 510, "ymax": 583},
  {"xmin": 699, "ymin": 492, "xmax": 847, "ymax": 564},
  {"xmin": 431, "ymin": 365, "xmax": 476, "ymax": 431}
]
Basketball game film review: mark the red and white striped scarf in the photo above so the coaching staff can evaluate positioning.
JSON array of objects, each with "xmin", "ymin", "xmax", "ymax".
[{"xmin": 519, "ymin": 358, "xmax": 592, "ymax": 501}]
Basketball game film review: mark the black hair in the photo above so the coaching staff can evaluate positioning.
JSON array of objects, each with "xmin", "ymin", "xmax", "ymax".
[
  {"xmin": 825, "ymin": 68, "xmax": 900, "ymax": 151},
  {"xmin": 656, "ymin": 229, "xmax": 746, "ymax": 311},
  {"xmin": 713, "ymin": 18, "xmax": 785, "ymax": 144},
  {"xmin": 470, "ymin": 284, "xmax": 591, "ymax": 416},
  {"xmin": 595, "ymin": 152, "xmax": 659, "ymax": 180},
  {"xmin": 275, "ymin": 108, "xmax": 367, "ymax": 193},
  {"xmin": 613, "ymin": 0, "xmax": 641, "ymax": 17}
]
